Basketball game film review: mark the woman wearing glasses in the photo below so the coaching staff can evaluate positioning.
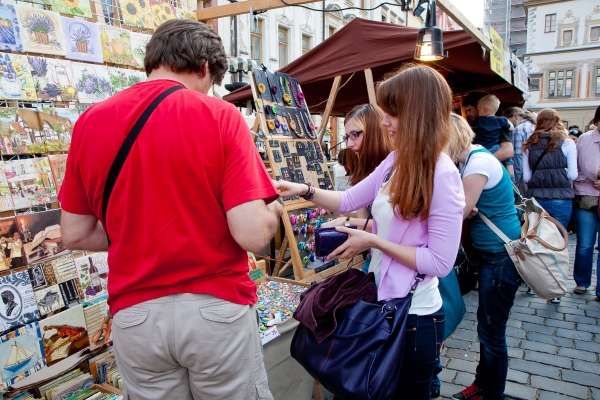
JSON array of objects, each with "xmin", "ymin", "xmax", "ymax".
[{"xmin": 275, "ymin": 64, "xmax": 465, "ymax": 398}]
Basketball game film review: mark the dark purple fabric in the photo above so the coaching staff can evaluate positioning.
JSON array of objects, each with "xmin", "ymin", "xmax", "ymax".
[{"xmin": 293, "ymin": 268, "xmax": 378, "ymax": 343}]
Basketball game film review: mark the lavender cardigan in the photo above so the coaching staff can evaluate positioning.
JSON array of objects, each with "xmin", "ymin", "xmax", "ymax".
[{"xmin": 337, "ymin": 151, "xmax": 465, "ymax": 301}]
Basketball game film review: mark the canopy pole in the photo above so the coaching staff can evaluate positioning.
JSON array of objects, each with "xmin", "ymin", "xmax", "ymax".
[
  {"xmin": 318, "ymin": 76, "xmax": 342, "ymax": 146},
  {"xmin": 364, "ymin": 68, "xmax": 377, "ymax": 106}
]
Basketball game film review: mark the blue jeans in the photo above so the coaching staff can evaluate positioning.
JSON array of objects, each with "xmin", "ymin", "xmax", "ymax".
[
  {"xmin": 535, "ymin": 198, "xmax": 572, "ymax": 234},
  {"xmin": 393, "ymin": 307, "xmax": 445, "ymax": 400},
  {"xmin": 474, "ymin": 252, "xmax": 519, "ymax": 400},
  {"xmin": 430, "ymin": 362, "xmax": 442, "ymax": 392},
  {"xmin": 573, "ymin": 203, "xmax": 600, "ymax": 295}
]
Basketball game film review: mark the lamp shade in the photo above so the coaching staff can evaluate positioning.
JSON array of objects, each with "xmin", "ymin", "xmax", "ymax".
[{"xmin": 414, "ymin": 26, "xmax": 444, "ymax": 61}]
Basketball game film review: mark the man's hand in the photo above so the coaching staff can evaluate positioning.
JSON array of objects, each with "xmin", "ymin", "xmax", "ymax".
[
  {"xmin": 593, "ymin": 181, "xmax": 600, "ymax": 190},
  {"xmin": 268, "ymin": 200, "xmax": 283, "ymax": 218}
]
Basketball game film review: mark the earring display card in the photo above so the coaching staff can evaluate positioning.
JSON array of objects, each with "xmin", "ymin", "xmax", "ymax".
[
  {"xmin": 281, "ymin": 142, "xmax": 291, "ymax": 157},
  {"xmin": 272, "ymin": 151, "xmax": 282, "ymax": 163}
]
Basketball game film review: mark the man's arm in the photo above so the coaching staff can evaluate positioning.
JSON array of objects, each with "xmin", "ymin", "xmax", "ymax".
[
  {"xmin": 226, "ymin": 199, "xmax": 282, "ymax": 253},
  {"xmin": 493, "ymin": 141, "xmax": 514, "ymax": 161},
  {"xmin": 61, "ymin": 211, "xmax": 108, "ymax": 251}
]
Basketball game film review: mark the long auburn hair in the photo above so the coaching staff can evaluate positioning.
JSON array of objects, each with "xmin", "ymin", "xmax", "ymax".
[
  {"xmin": 376, "ymin": 64, "xmax": 452, "ymax": 220},
  {"xmin": 522, "ymin": 108, "xmax": 566, "ymax": 153},
  {"xmin": 344, "ymin": 104, "xmax": 393, "ymax": 186}
]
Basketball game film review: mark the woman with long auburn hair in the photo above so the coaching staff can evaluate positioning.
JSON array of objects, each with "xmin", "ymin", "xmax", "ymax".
[{"xmin": 275, "ymin": 64, "xmax": 465, "ymax": 398}]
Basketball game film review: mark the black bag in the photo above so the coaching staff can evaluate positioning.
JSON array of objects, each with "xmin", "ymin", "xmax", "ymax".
[{"xmin": 454, "ymin": 244, "xmax": 476, "ymax": 295}]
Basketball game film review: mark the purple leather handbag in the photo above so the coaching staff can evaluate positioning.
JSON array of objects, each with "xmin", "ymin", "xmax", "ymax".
[{"xmin": 314, "ymin": 226, "xmax": 357, "ymax": 257}]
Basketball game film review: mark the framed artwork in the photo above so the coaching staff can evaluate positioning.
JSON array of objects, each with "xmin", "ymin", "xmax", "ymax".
[
  {"xmin": 0, "ymin": 163, "xmax": 13, "ymax": 212},
  {"xmin": 0, "ymin": 218, "xmax": 20, "ymax": 271},
  {"xmin": 5, "ymin": 158, "xmax": 57, "ymax": 209},
  {"xmin": 38, "ymin": 304, "xmax": 88, "ymax": 366},
  {"xmin": 0, "ymin": 53, "xmax": 37, "ymax": 101},
  {"xmin": 0, "ymin": 4, "xmax": 24, "ymax": 53},
  {"xmin": 130, "ymin": 32, "xmax": 151, "ymax": 70},
  {"xmin": 17, "ymin": 209, "xmax": 66, "ymax": 264},
  {"xmin": 62, "ymin": 17, "xmax": 102, "ymax": 64},
  {"xmin": 28, "ymin": 57, "xmax": 77, "ymax": 102},
  {"xmin": 74, "ymin": 252, "xmax": 108, "ymax": 303},
  {"xmin": 107, "ymin": 67, "xmax": 129, "ymax": 94},
  {"xmin": 16, "ymin": 6, "xmax": 67, "ymax": 56},
  {"xmin": 37, "ymin": 106, "xmax": 77, "ymax": 152},
  {"xmin": 51, "ymin": 0, "xmax": 92, "ymax": 18},
  {"xmin": 71, "ymin": 63, "xmax": 112, "ymax": 103},
  {"xmin": 0, "ymin": 271, "xmax": 42, "ymax": 334},
  {"xmin": 0, "ymin": 322, "xmax": 45, "ymax": 391},
  {"xmin": 48, "ymin": 154, "xmax": 68, "ymax": 192},
  {"xmin": 98, "ymin": 24, "xmax": 135, "ymax": 67},
  {"xmin": 150, "ymin": 0, "xmax": 176, "ymax": 28},
  {"xmin": 29, "ymin": 260, "xmax": 63, "ymax": 316},
  {"xmin": 176, "ymin": 7, "xmax": 197, "ymax": 20},
  {"xmin": 119, "ymin": 0, "xmax": 153, "ymax": 30},
  {"xmin": 83, "ymin": 300, "xmax": 111, "ymax": 351}
]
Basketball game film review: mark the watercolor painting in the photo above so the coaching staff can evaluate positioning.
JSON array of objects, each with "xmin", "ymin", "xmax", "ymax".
[
  {"xmin": 28, "ymin": 57, "xmax": 77, "ymax": 102},
  {"xmin": 176, "ymin": 7, "xmax": 197, "ymax": 20},
  {"xmin": 71, "ymin": 62, "xmax": 112, "ymax": 104},
  {"xmin": 39, "ymin": 305, "xmax": 88, "ymax": 366},
  {"xmin": 0, "ymin": 4, "xmax": 24, "ymax": 53},
  {"xmin": 18, "ymin": 210, "xmax": 65, "ymax": 264},
  {"xmin": 150, "ymin": 0, "xmax": 176, "ymax": 28},
  {"xmin": 52, "ymin": 0, "xmax": 92, "ymax": 18},
  {"xmin": 98, "ymin": 24, "xmax": 134, "ymax": 67},
  {"xmin": 0, "ymin": 322, "xmax": 45, "ymax": 390},
  {"xmin": 107, "ymin": 67, "xmax": 128, "ymax": 94},
  {"xmin": 0, "ymin": 272, "xmax": 42, "ymax": 335},
  {"xmin": 74, "ymin": 252, "xmax": 108, "ymax": 303},
  {"xmin": 0, "ymin": 53, "xmax": 37, "ymax": 102},
  {"xmin": 62, "ymin": 17, "xmax": 102, "ymax": 64},
  {"xmin": 16, "ymin": 6, "xmax": 66, "ymax": 56},
  {"xmin": 5, "ymin": 158, "xmax": 57, "ymax": 209},
  {"xmin": 38, "ymin": 106, "xmax": 77, "ymax": 152},
  {"xmin": 0, "ymin": 164, "xmax": 14, "ymax": 212},
  {"xmin": 129, "ymin": 31, "xmax": 150, "ymax": 70},
  {"xmin": 0, "ymin": 218, "xmax": 23, "ymax": 271},
  {"xmin": 83, "ymin": 300, "xmax": 111, "ymax": 351},
  {"xmin": 48, "ymin": 154, "xmax": 67, "ymax": 192},
  {"xmin": 119, "ymin": 0, "xmax": 153, "ymax": 30}
]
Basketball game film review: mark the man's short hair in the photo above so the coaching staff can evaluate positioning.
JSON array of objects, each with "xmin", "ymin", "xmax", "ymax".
[
  {"xmin": 478, "ymin": 94, "xmax": 501, "ymax": 114},
  {"xmin": 462, "ymin": 92, "xmax": 486, "ymax": 108},
  {"xmin": 145, "ymin": 20, "xmax": 228, "ymax": 86}
]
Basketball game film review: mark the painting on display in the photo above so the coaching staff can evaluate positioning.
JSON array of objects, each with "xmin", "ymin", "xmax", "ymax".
[
  {"xmin": 16, "ymin": 7, "xmax": 67, "ymax": 56},
  {"xmin": 71, "ymin": 62, "xmax": 112, "ymax": 104},
  {"xmin": 176, "ymin": 7, "xmax": 197, "ymax": 20},
  {"xmin": 74, "ymin": 252, "xmax": 108, "ymax": 303},
  {"xmin": 29, "ymin": 260, "xmax": 63, "ymax": 316},
  {"xmin": 107, "ymin": 67, "xmax": 129, "ymax": 94},
  {"xmin": 0, "ymin": 54, "xmax": 37, "ymax": 102},
  {"xmin": 0, "ymin": 218, "xmax": 23, "ymax": 271},
  {"xmin": 0, "ymin": 322, "xmax": 45, "ymax": 391},
  {"xmin": 37, "ymin": 106, "xmax": 77, "ymax": 152},
  {"xmin": 0, "ymin": 4, "xmax": 24, "ymax": 53},
  {"xmin": 129, "ymin": 32, "xmax": 150, "ymax": 70},
  {"xmin": 28, "ymin": 57, "xmax": 77, "ymax": 102},
  {"xmin": 48, "ymin": 154, "xmax": 68, "ymax": 192},
  {"xmin": 5, "ymin": 158, "xmax": 57, "ymax": 209},
  {"xmin": 0, "ymin": 271, "xmax": 42, "ymax": 335},
  {"xmin": 62, "ymin": 17, "xmax": 102, "ymax": 64},
  {"xmin": 0, "ymin": 108, "xmax": 36, "ymax": 155},
  {"xmin": 119, "ymin": 0, "xmax": 153, "ymax": 30},
  {"xmin": 52, "ymin": 0, "xmax": 92, "ymax": 18},
  {"xmin": 83, "ymin": 300, "xmax": 111, "ymax": 351},
  {"xmin": 98, "ymin": 24, "xmax": 134, "ymax": 67},
  {"xmin": 0, "ymin": 164, "xmax": 13, "ymax": 212},
  {"xmin": 150, "ymin": 0, "xmax": 176, "ymax": 28},
  {"xmin": 17, "ymin": 209, "xmax": 66, "ymax": 264},
  {"xmin": 38, "ymin": 305, "xmax": 88, "ymax": 366}
]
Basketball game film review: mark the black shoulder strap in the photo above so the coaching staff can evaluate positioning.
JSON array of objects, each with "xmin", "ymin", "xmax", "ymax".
[
  {"xmin": 102, "ymin": 85, "xmax": 184, "ymax": 244},
  {"xmin": 531, "ymin": 146, "xmax": 549, "ymax": 176}
]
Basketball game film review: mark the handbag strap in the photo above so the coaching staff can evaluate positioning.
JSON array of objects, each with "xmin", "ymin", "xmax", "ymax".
[
  {"xmin": 478, "ymin": 213, "xmax": 513, "ymax": 244},
  {"xmin": 531, "ymin": 146, "xmax": 549, "ymax": 176},
  {"xmin": 102, "ymin": 85, "xmax": 185, "ymax": 245}
]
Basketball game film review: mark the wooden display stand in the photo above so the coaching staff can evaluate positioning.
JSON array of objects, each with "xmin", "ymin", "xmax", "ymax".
[{"xmin": 249, "ymin": 71, "xmax": 363, "ymax": 281}]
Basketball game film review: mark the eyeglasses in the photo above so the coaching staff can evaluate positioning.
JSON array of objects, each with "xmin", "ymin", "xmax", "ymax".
[{"xmin": 343, "ymin": 130, "xmax": 363, "ymax": 142}]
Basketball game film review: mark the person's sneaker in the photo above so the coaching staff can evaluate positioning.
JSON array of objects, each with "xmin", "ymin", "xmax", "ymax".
[
  {"xmin": 527, "ymin": 287, "xmax": 535, "ymax": 295},
  {"xmin": 551, "ymin": 297, "xmax": 561, "ymax": 304},
  {"xmin": 453, "ymin": 383, "xmax": 483, "ymax": 399},
  {"xmin": 430, "ymin": 389, "xmax": 441, "ymax": 398}
]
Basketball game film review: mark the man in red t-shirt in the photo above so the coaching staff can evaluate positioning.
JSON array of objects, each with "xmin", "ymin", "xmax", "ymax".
[{"xmin": 59, "ymin": 20, "xmax": 281, "ymax": 400}]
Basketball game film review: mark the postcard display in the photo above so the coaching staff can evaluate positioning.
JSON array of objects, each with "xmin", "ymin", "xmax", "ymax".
[{"xmin": 250, "ymin": 69, "xmax": 363, "ymax": 282}]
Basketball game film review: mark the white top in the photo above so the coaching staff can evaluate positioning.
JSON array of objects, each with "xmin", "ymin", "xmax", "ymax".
[
  {"xmin": 368, "ymin": 190, "xmax": 442, "ymax": 315},
  {"xmin": 522, "ymin": 139, "xmax": 578, "ymax": 183},
  {"xmin": 461, "ymin": 146, "xmax": 503, "ymax": 189}
]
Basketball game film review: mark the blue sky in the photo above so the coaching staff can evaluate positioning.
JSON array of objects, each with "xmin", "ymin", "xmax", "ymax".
[{"xmin": 451, "ymin": 0, "xmax": 484, "ymax": 27}]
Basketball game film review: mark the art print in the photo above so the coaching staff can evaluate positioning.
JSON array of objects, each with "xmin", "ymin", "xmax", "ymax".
[
  {"xmin": 0, "ymin": 218, "xmax": 22, "ymax": 271},
  {"xmin": 5, "ymin": 158, "xmax": 57, "ymax": 209},
  {"xmin": 0, "ymin": 322, "xmax": 45, "ymax": 389},
  {"xmin": 27, "ymin": 263, "xmax": 46, "ymax": 289},
  {"xmin": 98, "ymin": 24, "xmax": 134, "ymax": 67},
  {"xmin": 16, "ymin": 7, "xmax": 67, "ymax": 56},
  {"xmin": 52, "ymin": 0, "xmax": 92, "ymax": 18},
  {"xmin": 83, "ymin": 300, "xmax": 111, "ymax": 351},
  {"xmin": 38, "ymin": 305, "xmax": 88, "ymax": 365},
  {"xmin": 0, "ymin": 272, "xmax": 41, "ymax": 334},
  {"xmin": 176, "ymin": 7, "xmax": 197, "ymax": 20},
  {"xmin": 0, "ymin": 4, "xmax": 24, "ymax": 53},
  {"xmin": 59, "ymin": 277, "xmax": 83, "ymax": 305},
  {"xmin": 119, "ymin": 0, "xmax": 153, "ymax": 30},
  {"xmin": 33, "ymin": 284, "xmax": 64, "ymax": 315},
  {"xmin": 0, "ymin": 163, "xmax": 13, "ymax": 212},
  {"xmin": 150, "ymin": 0, "xmax": 176, "ymax": 28},
  {"xmin": 18, "ymin": 209, "xmax": 66, "ymax": 264},
  {"xmin": 62, "ymin": 18, "xmax": 102, "ymax": 64},
  {"xmin": 0, "ymin": 54, "xmax": 36, "ymax": 102},
  {"xmin": 107, "ymin": 67, "xmax": 134, "ymax": 94},
  {"xmin": 48, "ymin": 154, "xmax": 68, "ymax": 193},
  {"xmin": 38, "ymin": 107, "xmax": 77, "ymax": 152},
  {"xmin": 71, "ymin": 63, "xmax": 111, "ymax": 103},
  {"xmin": 28, "ymin": 57, "xmax": 77, "ymax": 102},
  {"xmin": 129, "ymin": 32, "xmax": 151, "ymax": 70}
]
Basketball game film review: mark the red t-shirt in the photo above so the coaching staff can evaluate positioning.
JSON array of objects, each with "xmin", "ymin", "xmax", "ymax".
[{"xmin": 58, "ymin": 80, "xmax": 278, "ymax": 315}]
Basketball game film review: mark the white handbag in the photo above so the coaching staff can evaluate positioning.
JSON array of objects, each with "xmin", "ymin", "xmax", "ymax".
[{"xmin": 479, "ymin": 196, "xmax": 568, "ymax": 300}]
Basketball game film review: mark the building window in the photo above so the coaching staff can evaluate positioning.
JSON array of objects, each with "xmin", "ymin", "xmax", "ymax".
[
  {"xmin": 250, "ymin": 19, "xmax": 263, "ymax": 65},
  {"xmin": 562, "ymin": 29, "xmax": 573, "ymax": 45},
  {"xmin": 595, "ymin": 67, "xmax": 600, "ymax": 96},
  {"xmin": 301, "ymin": 34, "xmax": 311, "ymax": 55},
  {"xmin": 278, "ymin": 26, "xmax": 288, "ymax": 69},
  {"xmin": 329, "ymin": 26, "xmax": 336, "ymax": 37},
  {"xmin": 547, "ymin": 69, "xmax": 573, "ymax": 98},
  {"xmin": 591, "ymin": 26, "xmax": 600, "ymax": 42},
  {"xmin": 545, "ymin": 14, "xmax": 556, "ymax": 33}
]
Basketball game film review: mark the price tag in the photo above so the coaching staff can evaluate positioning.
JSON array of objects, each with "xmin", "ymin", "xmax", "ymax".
[{"xmin": 260, "ymin": 326, "xmax": 280, "ymax": 345}]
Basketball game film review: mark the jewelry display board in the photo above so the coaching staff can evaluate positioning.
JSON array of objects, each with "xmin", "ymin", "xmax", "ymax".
[{"xmin": 250, "ymin": 69, "xmax": 363, "ymax": 281}]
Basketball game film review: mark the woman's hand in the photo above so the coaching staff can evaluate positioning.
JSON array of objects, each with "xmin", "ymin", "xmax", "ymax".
[
  {"xmin": 467, "ymin": 207, "xmax": 479, "ymax": 219},
  {"xmin": 273, "ymin": 180, "xmax": 307, "ymax": 198},
  {"xmin": 593, "ymin": 180, "xmax": 600, "ymax": 190},
  {"xmin": 327, "ymin": 226, "xmax": 376, "ymax": 260},
  {"xmin": 321, "ymin": 217, "xmax": 349, "ymax": 228}
]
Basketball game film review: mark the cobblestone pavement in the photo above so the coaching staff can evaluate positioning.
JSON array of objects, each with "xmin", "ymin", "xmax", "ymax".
[{"xmin": 440, "ymin": 236, "xmax": 600, "ymax": 400}]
